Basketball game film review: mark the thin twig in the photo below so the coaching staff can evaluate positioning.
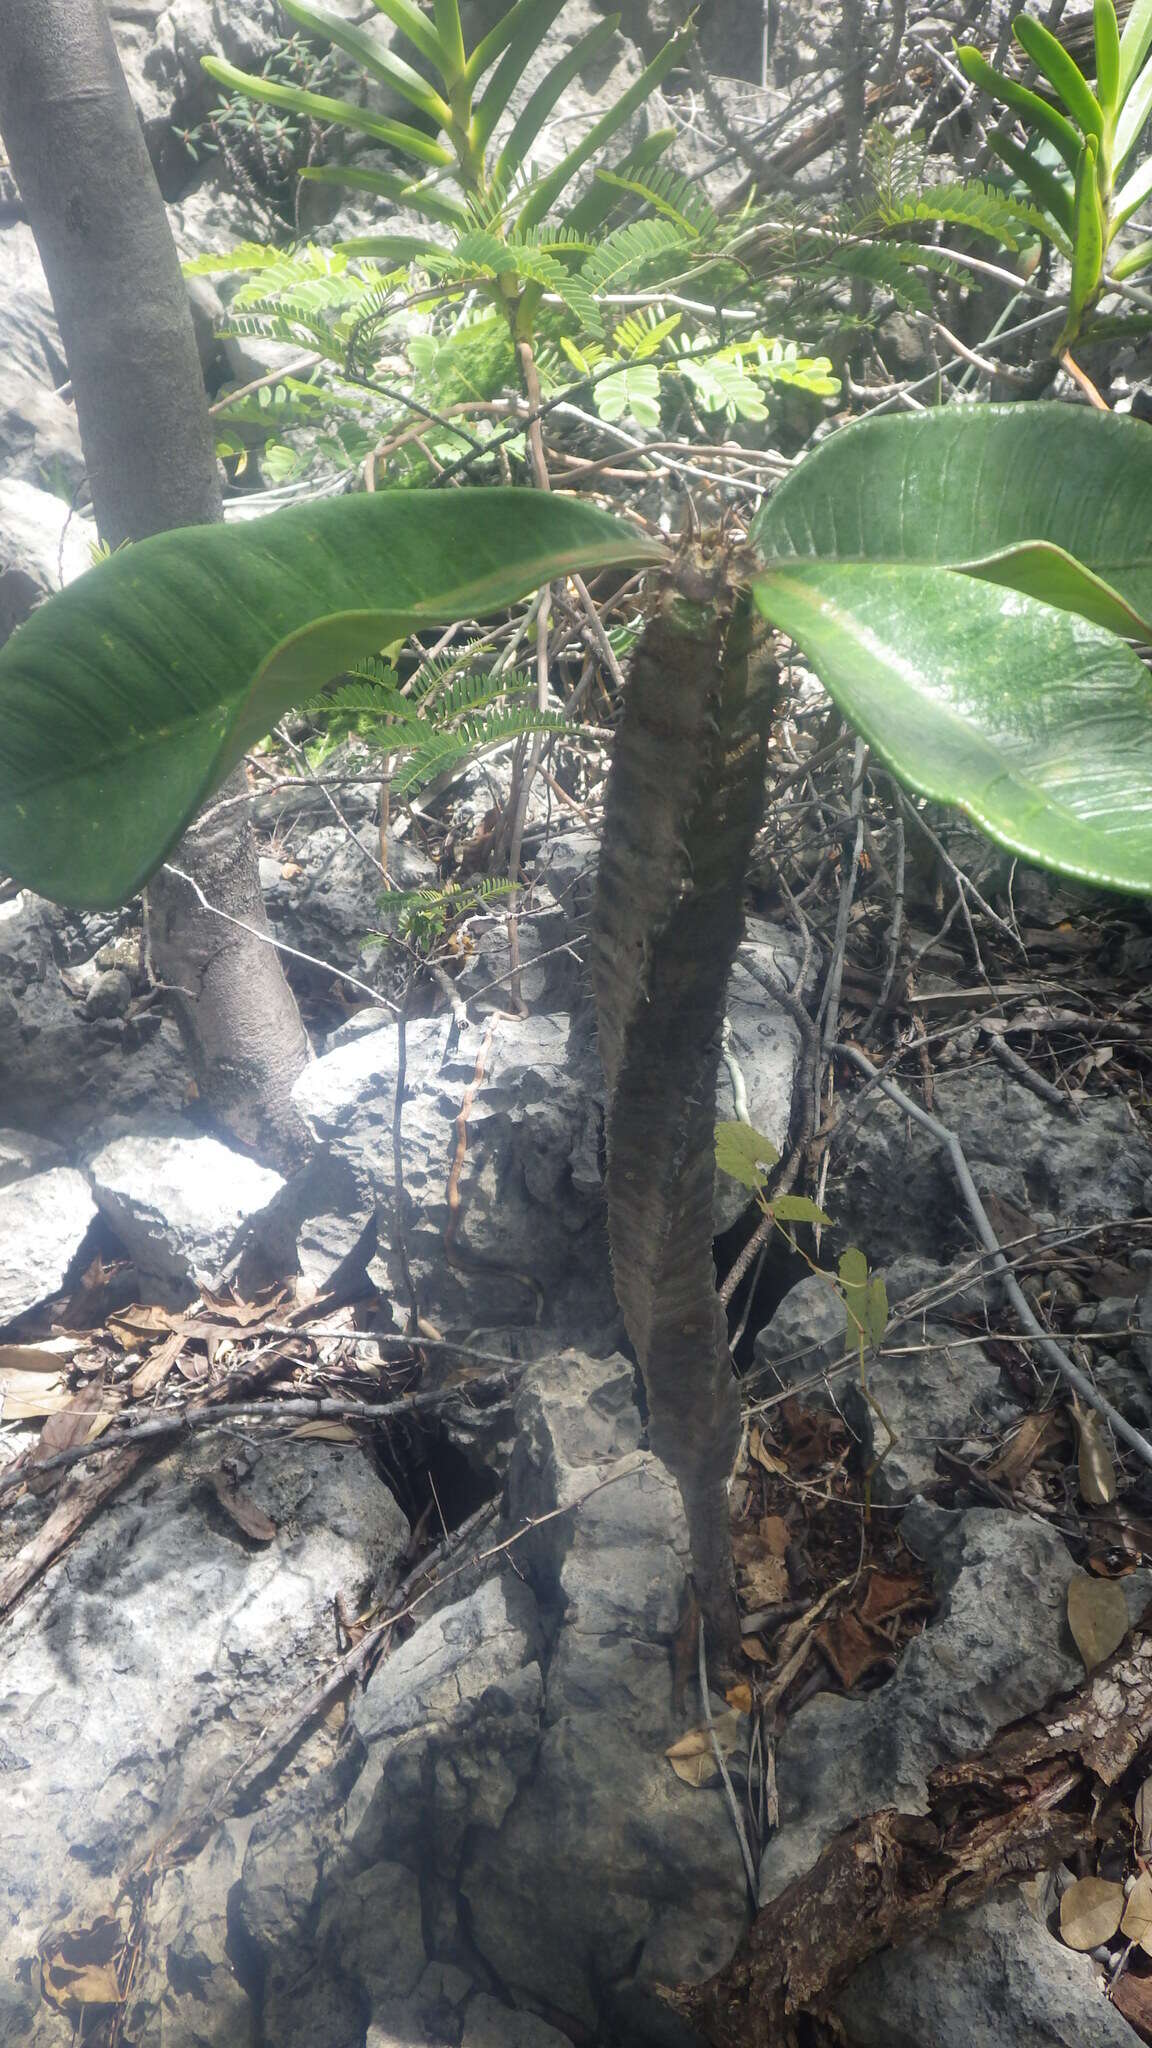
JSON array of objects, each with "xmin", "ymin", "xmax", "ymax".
[
  {"xmin": 699, "ymin": 1615, "xmax": 759, "ymax": 1899},
  {"xmin": 836, "ymin": 1044, "xmax": 1152, "ymax": 1473}
]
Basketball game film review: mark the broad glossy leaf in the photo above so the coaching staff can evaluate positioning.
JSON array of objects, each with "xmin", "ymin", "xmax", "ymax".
[
  {"xmin": 751, "ymin": 559, "xmax": 1152, "ymax": 893},
  {"xmin": 0, "ymin": 493, "xmax": 661, "ymax": 910},
  {"xmin": 200, "ymin": 57, "xmax": 453, "ymax": 165},
  {"xmin": 751, "ymin": 403, "xmax": 1152, "ymax": 634}
]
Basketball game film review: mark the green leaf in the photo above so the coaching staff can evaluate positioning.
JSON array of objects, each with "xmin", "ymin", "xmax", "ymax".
[
  {"xmin": 752, "ymin": 561, "xmax": 1152, "ymax": 895},
  {"xmin": 988, "ymin": 134, "xmax": 1075, "ymax": 239},
  {"xmin": 471, "ymin": 0, "xmax": 568, "ymax": 151},
  {"xmin": 515, "ymin": 25, "xmax": 694, "ymax": 231},
  {"xmin": 564, "ymin": 128, "xmax": 676, "ymax": 234},
  {"xmin": 334, "ymin": 233, "xmax": 442, "ymax": 264},
  {"xmin": 865, "ymin": 1275, "xmax": 888, "ymax": 1350},
  {"xmin": 0, "ymin": 492, "xmax": 662, "ymax": 910},
  {"xmin": 466, "ymin": 0, "xmax": 563, "ymax": 87},
  {"xmin": 1095, "ymin": 0, "xmax": 1121, "ymax": 119},
  {"xmin": 199, "ymin": 56, "xmax": 453, "ymax": 165},
  {"xmin": 955, "ymin": 43, "xmax": 1083, "ymax": 173},
  {"xmin": 715, "ymin": 1121, "xmax": 780, "ymax": 1189},
  {"xmin": 278, "ymin": 0, "xmax": 451, "ymax": 123},
  {"xmin": 750, "ymin": 403, "xmax": 1152, "ymax": 635},
  {"xmin": 1113, "ymin": 146, "xmax": 1152, "ymax": 226},
  {"xmin": 494, "ymin": 15, "xmax": 620, "ymax": 187},
  {"xmin": 433, "ymin": 0, "xmax": 466, "ymax": 80},
  {"xmin": 1118, "ymin": 0, "xmax": 1152, "ymax": 104},
  {"xmin": 1012, "ymin": 11, "xmax": 1105, "ymax": 141},
  {"xmin": 1068, "ymin": 133, "xmax": 1104, "ymax": 332},
  {"xmin": 769, "ymin": 1195, "xmax": 832, "ymax": 1226},
  {"xmin": 367, "ymin": 0, "xmax": 452, "ymax": 77},
  {"xmin": 839, "ymin": 1248, "xmax": 868, "ymax": 1291},
  {"xmin": 595, "ymin": 362, "xmax": 661, "ymax": 426},
  {"xmin": 1111, "ymin": 233, "xmax": 1152, "ymax": 276},
  {"xmin": 750, "ymin": 406, "xmax": 1152, "ymax": 895},
  {"xmin": 297, "ymin": 163, "xmax": 468, "ymax": 226},
  {"xmin": 1114, "ymin": 53, "xmax": 1152, "ymax": 166}
]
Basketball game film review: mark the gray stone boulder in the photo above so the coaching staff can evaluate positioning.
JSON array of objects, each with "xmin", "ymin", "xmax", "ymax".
[
  {"xmin": 86, "ymin": 1122, "xmax": 286, "ymax": 1302},
  {"xmin": 2, "ymin": 1434, "xmax": 408, "ymax": 2043},
  {"xmin": 0, "ymin": 480, "xmax": 96, "ymax": 647},
  {"xmin": 292, "ymin": 1009, "xmax": 616, "ymax": 1338},
  {"xmin": 836, "ymin": 1884, "xmax": 1135, "ymax": 2048},
  {"xmin": 0, "ymin": 1167, "xmax": 97, "ymax": 1328},
  {"xmin": 232, "ymin": 1350, "xmax": 749, "ymax": 2045},
  {"xmin": 752, "ymin": 1271, "xmax": 1007, "ymax": 1502},
  {"xmin": 0, "ymin": 894, "xmax": 189, "ymax": 1148},
  {"xmin": 761, "ymin": 1501, "xmax": 1152, "ymax": 1904},
  {"xmin": 831, "ymin": 1066, "xmax": 1152, "ymax": 1271}
]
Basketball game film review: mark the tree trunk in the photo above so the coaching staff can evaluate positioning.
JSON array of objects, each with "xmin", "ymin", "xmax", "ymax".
[
  {"xmin": 589, "ymin": 563, "xmax": 778, "ymax": 1657},
  {"xmin": 0, "ymin": 0, "xmax": 311, "ymax": 1167}
]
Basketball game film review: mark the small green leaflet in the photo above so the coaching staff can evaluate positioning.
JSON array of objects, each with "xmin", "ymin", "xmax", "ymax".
[
  {"xmin": 715, "ymin": 1120, "xmax": 780, "ymax": 1189},
  {"xmin": 769, "ymin": 1195, "xmax": 832, "ymax": 1226},
  {"xmin": 839, "ymin": 1248, "xmax": 888, "ymax": 1350}
]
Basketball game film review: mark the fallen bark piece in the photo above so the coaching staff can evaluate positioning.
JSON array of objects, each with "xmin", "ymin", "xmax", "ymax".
[{"xmin": 675, "ymin": 1616, "xmax": 1152, "ymax": 2047}]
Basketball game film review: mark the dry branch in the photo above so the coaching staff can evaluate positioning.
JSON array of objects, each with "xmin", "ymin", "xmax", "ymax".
[{"xmin": 676, "ymin": 1614, "xmax": 1152, "ymax": 2047}]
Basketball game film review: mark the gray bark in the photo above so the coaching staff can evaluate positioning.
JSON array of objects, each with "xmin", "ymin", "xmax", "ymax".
[
  {"xmin": 0, "ymin": 0, "xmax": 311, "ymax": 1167},
  {"xmin": 589, "ymin": 572, "xmax": 777, "ymax": 1655}
]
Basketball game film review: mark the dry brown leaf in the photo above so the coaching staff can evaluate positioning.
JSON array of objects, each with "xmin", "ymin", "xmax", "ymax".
[
  {"xmin": 1059, "ymin": 1874, "xmax": 1124, "ymax": 1951},
  {"xmin": 1068, "ymin": 1572, "xmax": 1129, "ymax": 1672},
  {"xmin": 760, "ymin": 1514, "xmax": 790, "ymax": 1557},
  {"xmin": 859, "ymin": 1570, "xmax": 928, "ymax": 1627},
  {"xmin": 40, "ymin": 1915, "xmax": 125, "ymax": 2012},
  {"xmin": 1135, "ymin": 1773, "xmax": 1152, "ymax": 1849},
  {"xmin": 108, "ymin": 1304, "xmax": 179, "ymax": 1346},
  {"xmin": 33, "ymin": 1384, "xmax": 118, "ymax": 1461},
  {"xmin": 1071, "ymin": 1396, "xmax": 1118, "ymax": 1507},
  {"xmin": 0, "ymin": 1338, "xmax": 78, "ymax": 1372},
  {"xmin": 987, "ymin": 1410, "xmax": 1067, "ymax": 1485},
  {"xmin": 290, "ymin": 1419, "xmax": 357, "ymax": 1442},
  {"xmin": 749, "ymin": 1426, "xmax": 787, "ymax": 1476},
  {"xmin": 725, "ymin": 1682, "xmax": 753, "ymax": 1713},
  {"xmin": 211, "ymin": 1474, "xmax": 276, "ymax": 1544},
  {"xmin": 741, "ymin": 1634, "xmax": 770, "ymax": 1663},
  {"xmin": 814, "ymin": 1610, "xmax": 891, "ymax": 1691},
  {"xmin": 0, "ymin": 1369, "xmax": 70, "ymax": 1421},
  {"xmin": 739, "ymin": 1553, "xmax": 791, "ymax": 1608},
  {"xmin": 666, "ymin": 1709, "xmax": 746, "ymax": 1787},
  {"xmin": 1123, "ymin": 1872, "xmax": 1152, "ymax": 1949},
  {"xmin": 129, "ymin": 1331, "xmax": 186, "ymax": 1398},
  {"xmin": 1113, "ymin": 1967, "xmax": 1152, "ymax": 2043}
]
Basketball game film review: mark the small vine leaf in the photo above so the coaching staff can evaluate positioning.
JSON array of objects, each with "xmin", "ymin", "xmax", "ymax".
[
  {"xmin": 1059, "ymin": 1875, "xmax": 1124, "ymax": 1950},
  {"xmin": 839, "ymin": 1247, "xmax": 868, "ymax": 1289},
  {"xmin": 1122, "ymin": 1871, "xmax": 1152, "ymax": 1948},
  {"xmin": 865, "ymin": 1274, "xmax": 888, "ymax": 1349},
  {"xmin": 1071, "ymin": 1396, "xmax": 1118, "ymax": 1505},
  {"xmin": 1067, "ymin": 1571, "xmax": 1129, "ymax": 1671},
  {"xmin": 715, "ymin": 1120, "xmax": 780, "ymax": 1189},
  {"xmin": 769, "ymin": 1194, "xmax": 831, "ymax": 1226}
]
